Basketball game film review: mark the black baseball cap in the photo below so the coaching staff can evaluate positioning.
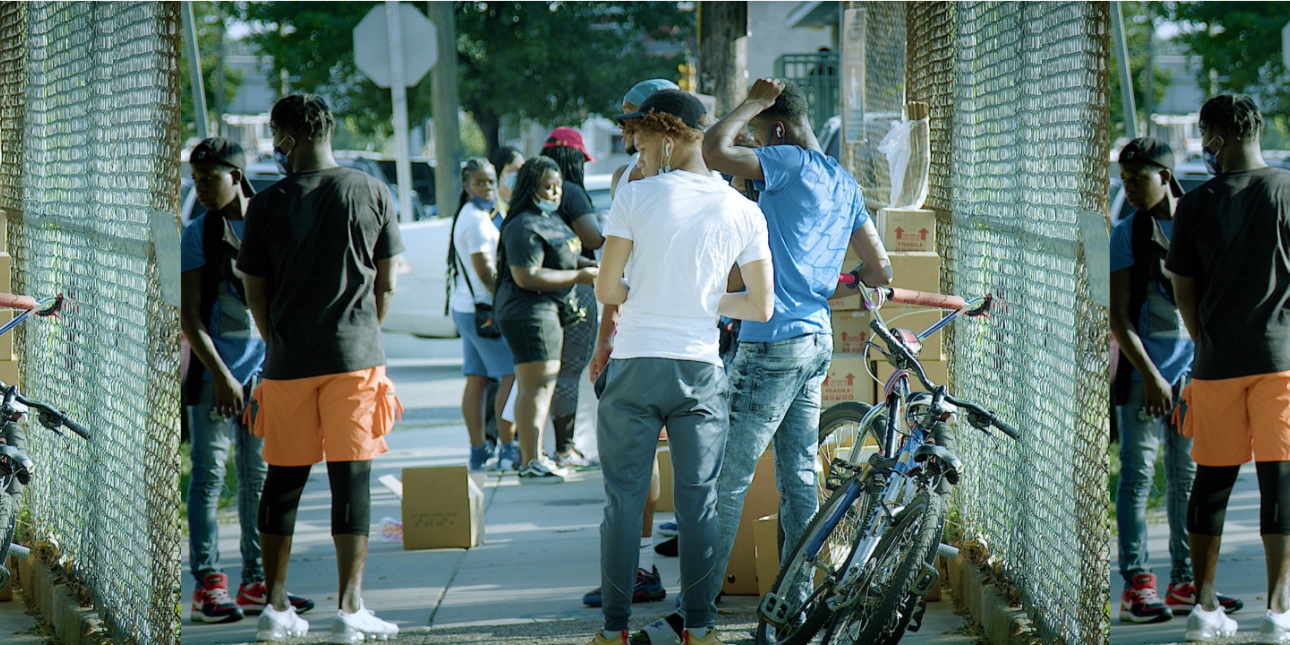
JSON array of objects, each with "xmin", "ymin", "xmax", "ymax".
[
  {"xmin": 1118, "ymin": 137, "xmax": 1183, "ymax": 197},
  {"xmin": 614, "ymin": 89, "xmax": 706, "ymax": 130},
  {"xmin": 190, "ymin": 137, "xmax": 256, "ymax": 196}
]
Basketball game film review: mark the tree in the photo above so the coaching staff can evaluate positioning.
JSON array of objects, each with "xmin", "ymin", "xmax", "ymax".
[
  {"xmin": 180, "ymin": 2, "xmax": 242, "ymax": 140},
  {"xmin": 239, "ymin": 2, "xmax": 695, "ymax": 152},
  {"xmin": 1165, "ymin": 1, "xmax": 1290, "ymax": 116},
  {"xmin": 1111, "ymin": 2, "xmax": 1171, "ymax": 141}
]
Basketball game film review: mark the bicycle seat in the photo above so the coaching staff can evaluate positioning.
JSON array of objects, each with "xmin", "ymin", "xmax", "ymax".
[{"xmin": 913, "ymin": 444, "xmax": 961, "ymax": 485}]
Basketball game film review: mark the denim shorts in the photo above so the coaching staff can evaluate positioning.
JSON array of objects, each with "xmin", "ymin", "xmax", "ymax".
[{"xmin": 453, "ymin": 310, "xmax": 515, "ymax": 379}]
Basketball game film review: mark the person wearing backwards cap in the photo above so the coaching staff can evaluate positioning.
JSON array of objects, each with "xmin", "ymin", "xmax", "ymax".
[
  {"xmin": 1111, "ymin": 137, "xmax": 1237, "ymax": 626},
  {"xmin": 182, "ymin": 138, "xmax": 316, "ymax": 625},
  {"xmin": 588, "ymin": 89, "xmax": 774, "ymax": 645}
]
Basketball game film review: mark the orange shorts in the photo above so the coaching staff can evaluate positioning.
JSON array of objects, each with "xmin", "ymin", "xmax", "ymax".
[
  {"xmin": 246, "ymin": 366, "xmax": 404, "ymax": 467},
  {"xmin": 1181, "ymin": 370, "xmax": 1290, "ymax": 467}
]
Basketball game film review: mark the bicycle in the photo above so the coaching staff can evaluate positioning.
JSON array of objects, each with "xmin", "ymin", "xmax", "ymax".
[
  {"xmin": 755, "ymin": 269, "xmax": 1018, "ymax": 645},
  {"xmin": 0, "ymin": 292, "xmax": 91, "ymax": 592}
]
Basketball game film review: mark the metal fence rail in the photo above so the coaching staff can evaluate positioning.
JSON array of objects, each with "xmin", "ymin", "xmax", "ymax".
[{"xmin": 0, "ymin": 3, "xmax": 182, "ymax": 644}]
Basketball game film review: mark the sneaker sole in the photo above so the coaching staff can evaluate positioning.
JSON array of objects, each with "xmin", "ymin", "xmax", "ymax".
[
  {"xmin": 633, "ymin": 587, "xmax": 666, "ymax": 604},
  {"xmin": 1186, "ymin": 627, "xmax": 1237, "ymax": 641},
  {"xmin": 329, "ymin": 631, "xmax": 398, "ymax": 644},
  {"xmin": 1259, "ymin": 632, "xmax": 1290, "ymax": 645},
  {"xmin": 1119, "ymin": 611, "xmax": 1172, "ymax": 624},
  {"xmin": 256, "ymin": 627, "xmax": 308, "ymax": 641},
  {"xmin": 192, "ymin": 610, "xmax": 245, "ymax": 624}
]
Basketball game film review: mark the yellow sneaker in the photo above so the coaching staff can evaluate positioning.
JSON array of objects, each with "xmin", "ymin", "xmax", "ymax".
[
  {"xmin": 682, "ymin": 629, "xmax": 725, "ymax": 645},
  {"xmin": 590, "ymin": 630, "xmax": 629, "ymax": 645}
]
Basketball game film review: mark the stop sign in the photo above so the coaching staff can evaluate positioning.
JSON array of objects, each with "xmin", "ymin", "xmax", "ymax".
[{"xmin": 354, "ymin": 3, "xmax": 436, "ymax": 88}]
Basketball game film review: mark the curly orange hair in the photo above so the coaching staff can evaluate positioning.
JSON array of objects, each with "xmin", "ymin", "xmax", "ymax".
[{"xmin": 621, "ymin": 111, "xmax": 703, "ymax": 144}]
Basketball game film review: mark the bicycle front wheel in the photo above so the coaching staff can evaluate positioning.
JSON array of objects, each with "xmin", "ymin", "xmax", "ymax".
[
  {"xmin": 823, "ymin": 491, "xmax": 946, "ymax": 645},
  {"xmin": 817, "ymin": 401, "xmax": 884, "ymax": 507},
  {"xmin": 756, "ymin": 475, "xmax": 873, "ymax": 645}
]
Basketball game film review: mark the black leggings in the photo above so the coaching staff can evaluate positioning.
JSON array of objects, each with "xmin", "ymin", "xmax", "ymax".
[
  {"xmin": 1187, "ymin": 462, "xmax": 1290, "ymax": 536},
  {"xmin": 258, "ymin": 460, "xmax": 372, "ymax": 537}
]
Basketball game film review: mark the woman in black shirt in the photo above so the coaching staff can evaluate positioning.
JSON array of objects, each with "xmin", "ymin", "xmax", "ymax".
[{"xmin": 495, "ymin": 156, "xmax": 598, "ymax": 483}]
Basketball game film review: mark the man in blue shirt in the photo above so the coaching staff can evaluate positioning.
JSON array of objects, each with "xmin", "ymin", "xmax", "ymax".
[
  {"xmin": 636, "ymin": 78, "xmax": 891, "ymax": 639},
  {"xmin": 181, "ymin": 138, "xmax": 313, "ymax": 625}
]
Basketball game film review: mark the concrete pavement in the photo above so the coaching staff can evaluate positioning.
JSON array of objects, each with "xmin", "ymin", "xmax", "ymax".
[
  {"xmin": 179, "ymin": 334, "xmax": 975, "ymax": 645},
  {"xmin": 1111, "ymin": 462, "xmax": 1269, "ymax": 645}
]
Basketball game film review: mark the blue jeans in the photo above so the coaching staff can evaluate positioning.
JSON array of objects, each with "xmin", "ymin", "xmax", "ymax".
[
  {"xmin": 704, "ymin": 333, "xmax": 831, "ymax": 624},
  {"xmin": 188, "ymin": 380, "xmax": 267, "ymax": 584},
  {"xmin": 1117, "ymin": 379, "xmax": 1195, "ymax": 586}
]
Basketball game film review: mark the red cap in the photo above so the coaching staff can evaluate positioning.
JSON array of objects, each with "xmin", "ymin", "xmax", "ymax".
[{"xmin": 543, "ymin": 126, "xmax": 595, "ymax": 163}]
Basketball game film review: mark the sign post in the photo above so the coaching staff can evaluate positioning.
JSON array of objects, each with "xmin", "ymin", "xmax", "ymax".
[{"xmin": 354, "ymin": 3, "xmax": 436, "ymax": 222}]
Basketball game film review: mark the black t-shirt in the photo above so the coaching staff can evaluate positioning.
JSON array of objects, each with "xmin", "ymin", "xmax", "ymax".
[
  {"xmin": 1165, "ymin": 166, "xmax": 1290, "ymax": 380},
  {"xmin": 237, "ymin": 167, "xmax": 405, "ymax": 380},
  {"xmin": 494, "ymin": 206, "xmax": 583, "ymax": 321},
  {"xmin": 558, "ymin": 182, "xmax": 598, "ymax": 260}
]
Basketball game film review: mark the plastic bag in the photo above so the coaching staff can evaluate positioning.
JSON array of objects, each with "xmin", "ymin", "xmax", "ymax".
[
  {"xmin": 377, "ymin": 517, "xmax": 403, "ymax": 542},
  {"xmin": 878, "ymin": 117, "xmax": 931, "ymax": 210}
]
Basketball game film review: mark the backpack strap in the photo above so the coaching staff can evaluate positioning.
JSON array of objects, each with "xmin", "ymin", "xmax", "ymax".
[
  {"xmin": 1113, "ymin": 212, "xmax": 1173, "ymax": 405},
  {"xmin": 184, "ymin": 213, "xmax": 245, "ymax": 403}
]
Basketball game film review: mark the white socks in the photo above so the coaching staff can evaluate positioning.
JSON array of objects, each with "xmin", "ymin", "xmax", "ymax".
[
  {"xmin": 639, "ymin": 536, "xmax": 654, "ymax": 571},
  {"xmin": 687, "ymin": 627, "xmax": 709, "ymax": 638}
]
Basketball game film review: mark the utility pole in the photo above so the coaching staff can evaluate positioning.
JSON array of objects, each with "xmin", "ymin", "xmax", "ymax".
[
  {"xmin": 1110, "ymin": 1, "xmax": 1137, "ymax": 139},
  {"xmin": 697, "ymin": 1, "xmax": 748, "ymax": 118},
  {"xmin": 430, "ymin": 1, "xmax": 461, "ymax": 219},
  {"xmin": 181, "ymin": 2, "xmax": 209, "ymax": 140},
  {"xmin": 1142, "ymin": 4, "xmax": 1155, "ymax": 138},
  {"xmin": 213, "ymin": 3, "xmax": 227, "ymax": 137}
]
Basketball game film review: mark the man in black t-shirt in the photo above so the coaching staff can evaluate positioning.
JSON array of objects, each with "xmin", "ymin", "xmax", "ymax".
[
  {"xmin": 237, "ymin": 94, "xmax": 404, "ymax": 643},
  {"xmin": 1166, "ymin": 94, "xmax": 1290, "ymax": 641}
]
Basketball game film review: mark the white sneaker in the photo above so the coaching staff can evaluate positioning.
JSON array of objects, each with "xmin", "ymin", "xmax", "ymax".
[
  {"xmin": 1186, "ymin": 604, "xmax": 1238, "ymax": 642},
  {"xmin": 256, "ymin": 605, "xmax": 309, "ymax": 641},
  {"xmin": 330, "ymin": 603, "xmax": 399, "ymax": 644},
  {"xmin": 519, "ymin": 458, "xmax": 566, "ymax": 483},
  {"xmin": 1261, "ymin": 609, "xmax": 1290, "ymax": 644}
]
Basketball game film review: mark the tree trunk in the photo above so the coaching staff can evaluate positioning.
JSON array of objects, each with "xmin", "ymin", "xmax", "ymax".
[
  {"xmin": 469, "ymin": 100, "xmax": 501, "ymax": 155},
  {"xmin": 697, "ymin": 1, "xmax": 748, "ymax": 118}
]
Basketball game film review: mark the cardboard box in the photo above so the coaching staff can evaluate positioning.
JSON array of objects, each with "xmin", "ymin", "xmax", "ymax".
[
  {"xmin": 831, "ymin": 309, "xmax": 872, "ymax": 354},
  {"xmin": 828, "ymin": 291, "xmax": 862, "ymax": 312},
  {"xmin": 0, "ymin": 360, "xmax": 18, "ymax": 388},
  {"xmin": 875, "ymin": 359, "xmax": 949, "ymax": 393},
  {"xmin": 822, "ymin": 354, "xmax": 876, "ymax": 406},
  {"xmin": 879, "ymin": 208, "xmax": 937, "ymax": 253},
  {"xmin": 0, "ymin": 254, "xmax": 12, "ymax": 361},
  {"xmin": 656, "ymin": 444, "xmax": 674, "ymax": 512},
  {"xmin": 755, "ymin": 514, "xmax": 780, "ymax": 597},
  {"xmin": 723, "ymin": 449, "xmax": 779, "ymax": 596},
  {"xmin": 401, "ymin": 466, "xmax": 486, "ymax": 550},
  {"xmin": 888, "ymin": 252, "xmax": 942, "ymax": 295}
]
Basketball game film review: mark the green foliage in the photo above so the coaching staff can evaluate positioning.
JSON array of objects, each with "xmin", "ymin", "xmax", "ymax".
[
  {"xmin": 1111, "ymin": 2, "xmax": 1172, "ymax": 141},
  {"xmin": 237, "ymin": 2, "xmax": 694, "ymax": 149},
  {"xmin": 1165, "ymin": 1, "xmax": 1290, "ymax": 116},
  {"xmin": 180, "ymin": 2, "xmax": 244, "ymax": 139}
]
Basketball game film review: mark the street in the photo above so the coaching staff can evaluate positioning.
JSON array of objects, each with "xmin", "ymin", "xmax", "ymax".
[{"xmin": 178, "ymin": 333, "xmax": 975, "ymax": 645}]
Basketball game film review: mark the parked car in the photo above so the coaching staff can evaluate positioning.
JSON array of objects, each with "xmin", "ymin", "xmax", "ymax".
[
  {"xmin": 335, "ymin": 153, "xmax": 431, "ymax": 221},
  {"xmin": 375, "ymin": 158, "xmax": 437, "ymax": 216}
]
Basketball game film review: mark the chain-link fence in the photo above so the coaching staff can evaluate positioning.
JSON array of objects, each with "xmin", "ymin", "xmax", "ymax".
[
  {"xmin": 0, "ymin": 3, "xmax": 182, "ymax": 644},
  {"xmin": 837, "ymin": 3, "xmax": 906, "ymax": 216},
  {"xmin": 840, "ymin": 2, "xmax": 1109, "ymax": 643}
]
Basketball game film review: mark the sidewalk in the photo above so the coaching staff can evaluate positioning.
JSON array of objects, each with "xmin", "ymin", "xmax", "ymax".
[
  {"xmin": 180, "ymin": 423, "xmax": 975, "ymax": 645},
  {"xmin": 1111, "ymin": 462, "xmax": 1269, "ymax": 645}
]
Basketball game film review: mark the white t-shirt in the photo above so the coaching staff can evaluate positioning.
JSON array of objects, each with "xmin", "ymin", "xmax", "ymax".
[
  {"xmin": 450, "ymin": 202, "xmax": 499, "ymax": 314},
  {"xmin": 605, "ymin": 170, "xmax": 772, "ymax": 365}
]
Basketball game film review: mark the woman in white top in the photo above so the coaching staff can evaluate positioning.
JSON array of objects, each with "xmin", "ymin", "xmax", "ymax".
[{"xmin": 447, "ymin": 158, "xmax": 520, "ymax": 471}]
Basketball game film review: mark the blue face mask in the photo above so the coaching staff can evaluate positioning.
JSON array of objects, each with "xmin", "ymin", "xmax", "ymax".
[
  {"xmin": 535, "ymin": 198, "xmax": 560, "ymax": 214},
  {"xmin": 1202, "ymin": 137, "xmax": 1222, "ymax": 175},
  {"xmin": 273, "ymin": 137, "xmax": 294, "ymax": 176},
  {"xmin": 470, "ymin": 195, "xmax": 497, "ymax": 212}
]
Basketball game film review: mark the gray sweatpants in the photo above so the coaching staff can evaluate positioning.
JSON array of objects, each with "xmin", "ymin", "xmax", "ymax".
[{"xmin": 597, "ymin": 357, "xmax": 729, "ymax": 631}]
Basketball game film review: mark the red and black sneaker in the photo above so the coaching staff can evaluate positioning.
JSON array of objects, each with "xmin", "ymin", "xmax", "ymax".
[
  {"xmin": 1120, "ymin": 573, "xmax": 1173, "ymax": 624},
  {"xmin": 1165, "ymin": 581, "xmax": 1244, "ymax": 615},
  {"xmin": 191, "ymin": 573, "xmax": 244, "ymax": 624},
  {"xmin": 236, "ymin": 581, "xmax": 316, "ymax": 614},
  {"xmin": 583, "ymin": 567, "xmax": 667, "ymax": 607}
]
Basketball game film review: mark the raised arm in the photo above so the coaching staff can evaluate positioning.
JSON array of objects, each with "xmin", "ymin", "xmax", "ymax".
[{"xmin": 703, "ymin": 79, "xmax": 788, "ymax": 180}]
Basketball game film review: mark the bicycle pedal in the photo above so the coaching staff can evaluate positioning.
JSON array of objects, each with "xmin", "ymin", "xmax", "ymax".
[
  {"xmin": 911, "ymin": 562, "xmax": 940, "ymax": 597},
  {"xmin": 907, "ymin": 599, "xmax": 928, "ymax": 632},
  {"xmin": 758, "ymin": 592, "xmax": 791, "ymax": 627},
  {"xmin": 937, "ymin": 542, "xmax": 959, "ymax": 560},
  {"xmin": 825, "ymin": 458, "xmax": 864, "ymax": 491}
]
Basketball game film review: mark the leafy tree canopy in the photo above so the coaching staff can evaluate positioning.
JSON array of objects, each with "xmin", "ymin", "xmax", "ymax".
[{"xmin": 1165, "ymin": 1, "xmax": 1290, "ymax": 115}]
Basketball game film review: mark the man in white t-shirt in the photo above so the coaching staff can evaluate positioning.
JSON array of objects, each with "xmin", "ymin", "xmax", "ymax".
[{"xmin": 586, "ymin": 90, "xmax": 774, "ymax": 645}]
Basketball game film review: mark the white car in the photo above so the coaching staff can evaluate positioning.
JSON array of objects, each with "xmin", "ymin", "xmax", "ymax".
[{"xmin": 382, "ymin": 173, "xmax": 613, "ymax": 338}]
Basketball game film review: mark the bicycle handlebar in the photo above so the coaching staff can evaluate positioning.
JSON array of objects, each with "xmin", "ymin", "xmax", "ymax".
[
  {"xmin": 0, "ymin": 292, "xmax": 63, "ymax": 317},
  {"xmin": 838, "ymin": 272, "xmax": 972, "ymax": 312},
  {"xmin": 3, "ymin": 387, "xmax": 90, "ymax": 440}
]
